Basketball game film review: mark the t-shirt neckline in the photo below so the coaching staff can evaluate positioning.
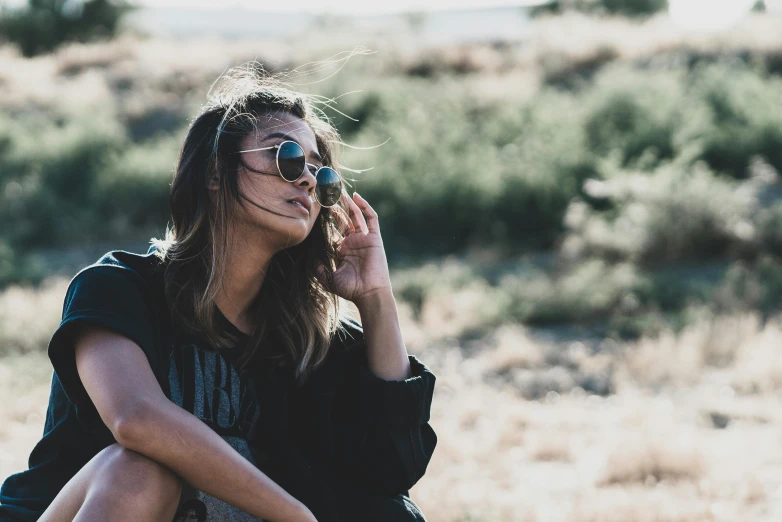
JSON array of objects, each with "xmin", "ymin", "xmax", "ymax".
[{"xmin": 215, "ymin": 305, "xmax": 250, "ymax": 340}]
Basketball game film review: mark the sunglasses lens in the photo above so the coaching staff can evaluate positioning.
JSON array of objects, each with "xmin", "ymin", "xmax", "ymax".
[
  {"xmin": 277, "ymin": 141, "xmax": 305, "ymax": 181},
  {"xmin": 315, "ymin": 167, "xmax": 342, "ymax": 207}
]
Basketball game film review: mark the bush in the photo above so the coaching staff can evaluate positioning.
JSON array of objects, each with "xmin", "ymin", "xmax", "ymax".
[
  {"xmin": 0, "ymin": 108, "xmax": 179, "ymax": 252},
  {"xmin": 0, "ymin": 0, "xmax": 135, "ymax": 57},
  {"xmin": 581, "ymin": 67, "xmax": 683, "ymax": 168},
  {"xmin": 337, "ymin": 77, "xmax": 594, "ymax": 257},
  {"xmin": 0, "ymin": 109, "xmax": 126, "ymax": 248},
  {"xmin": 92, "ymin": 133, "xmax": 180, "ymax": 237},
  {"xmin": 562, "ymin": 160, "xmax": 758, "ymax": 266},
  {"xmin": 684, "ymin": 63, "xmax": 782, "ymax": 178},
  {"xmin": 531, "ymin": 0, "xmax": 668, "ymax": 18},
  {"xmin": 600, "ymin": 0, "xmax": 667, "ymax": 16},
  {"xmin": 3, "ymin": 41, "xmax": 782, "ymax": 294},
  {"xmin": 502, "ymin": 259, "xmax": 642, "ymax": 325}
]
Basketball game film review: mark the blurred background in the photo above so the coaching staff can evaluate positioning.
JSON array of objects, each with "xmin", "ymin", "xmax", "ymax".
[{"xmin": 2, "ymin": 0, "xmax": 782, "ymax": 520}]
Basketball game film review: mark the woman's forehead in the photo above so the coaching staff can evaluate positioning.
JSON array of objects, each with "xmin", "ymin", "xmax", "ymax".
[{"xmin": 246, "ymin": 112, "xmax": 318, "ymax": 151}]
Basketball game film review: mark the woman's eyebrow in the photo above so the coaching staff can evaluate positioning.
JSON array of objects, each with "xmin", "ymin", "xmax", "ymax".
[{"xmin": 262, "ymin": 131, "xmax": 323, "ymax": 162}]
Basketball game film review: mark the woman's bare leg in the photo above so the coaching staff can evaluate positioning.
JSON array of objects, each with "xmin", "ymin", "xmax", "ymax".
[{"xmin": 38, "ymin": 443, "xmax": 183, "ymax": 522}]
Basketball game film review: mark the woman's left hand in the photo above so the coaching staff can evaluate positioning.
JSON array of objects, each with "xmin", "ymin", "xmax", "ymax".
[{"xmin": 316, "ymin": 192, "xmax": 392, "ymax": 307}]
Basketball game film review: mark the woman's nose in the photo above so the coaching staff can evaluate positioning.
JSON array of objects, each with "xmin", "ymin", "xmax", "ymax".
[{"xmin": 295, "ymin": 166, "xmax": 317, "ymax": 195}]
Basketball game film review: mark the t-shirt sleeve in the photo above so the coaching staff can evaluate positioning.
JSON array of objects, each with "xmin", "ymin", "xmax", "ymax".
[
  {"xmin": 47, "ymin": 264, "xmax": 162, "ymax": 430},
  {"xmin": 329, "ymin": 318, "xmax": 438, "ymax": 496}
]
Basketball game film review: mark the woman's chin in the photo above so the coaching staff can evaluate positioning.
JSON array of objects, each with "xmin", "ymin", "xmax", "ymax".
[
  {"xmin": 247, "ymin": 213, "xmax": 314, "ymax": 250},
  {"xmin": 278, "ymin": 224, "xmax": 313, "ymax": 248}
]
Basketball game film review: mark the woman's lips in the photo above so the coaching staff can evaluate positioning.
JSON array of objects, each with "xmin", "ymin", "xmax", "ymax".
[{"xmin": 287, "ymin": 200, "xmax": 310, "ymax": 215}]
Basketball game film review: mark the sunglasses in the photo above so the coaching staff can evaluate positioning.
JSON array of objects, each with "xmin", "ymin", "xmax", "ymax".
[{"xmin": 234, "ymin": 140, "xmax": 343, "ymax": 208}]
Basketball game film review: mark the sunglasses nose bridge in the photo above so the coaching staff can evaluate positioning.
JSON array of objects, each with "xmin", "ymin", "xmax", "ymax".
[
  {"xmin": 275, "ymin": 141, "xmax": 341, "ymax": 207},
  {"xmin": 294, "ymin": 163, "xmax": 318, "ymax": 186}
]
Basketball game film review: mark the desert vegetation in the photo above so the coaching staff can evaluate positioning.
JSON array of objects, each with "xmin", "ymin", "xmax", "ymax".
[{"xmin": 1, "ymin": 4, "xmax": 782, "ymax": 521}]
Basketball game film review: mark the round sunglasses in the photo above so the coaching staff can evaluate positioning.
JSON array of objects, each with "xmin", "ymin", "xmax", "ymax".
[{"xmin": 234, "ymin": 140, "xmax": 342, "ymax": 208}]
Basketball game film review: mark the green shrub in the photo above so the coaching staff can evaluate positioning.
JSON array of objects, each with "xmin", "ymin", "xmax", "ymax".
[
  {"xmin": 91, "ymin": 134, "xmax": 180, "ymax": 237},
  {"xmin": 0, "ymin": 108, "xmax": 182, "ymax": 252},
  {"xmin": 582, "ymin": 67, "xmax": 683, "ymax": 168},
  {"xmin": 713, "ymin": 256, "xmax": 782, "ymax": 318},
  {"xmin": 563, "ymin": 160, "xmax": 757, "ymax": 266},
  {"xmin": 0, "ymin": 109, "xmax": 126, "ymax": 248},
  {"xmin": 3, "ymin": 48, "xmax": 782, "ymax": 294},
  {"xmin": 531, "ymin": 0, "xmax": 668, "ymax": 18},
  {"xmin": 502, "ymin": 259, "xmax": 642, "ymax": 325},
  {"xmin": 757, "ymin": 201, "xmax": 782, "ymax": 256},
  {"xmin": 337, "ymin": 78, "xmax": 593, "ymax": 257},
  {"xmin": 684, "ymin": 63, "xmax": 782, "ymax": 178},
  {"xmin": 600, "ymin": 0, "xmax": 667, "ymax": 16},
  {"xmin": 0, "ymin": 0, "xmax": 135, "ymax": 57}
]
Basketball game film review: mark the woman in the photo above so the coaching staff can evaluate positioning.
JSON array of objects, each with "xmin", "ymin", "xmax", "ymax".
[{"xmin": 0, "ymin": 62, "xmax": 437, "ymax": 521}]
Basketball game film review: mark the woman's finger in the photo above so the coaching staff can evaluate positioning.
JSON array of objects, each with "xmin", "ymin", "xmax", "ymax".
[
  {"xmin": 343, "ymin": 191, "xmax": 368, "ymax": 235},
  {"xmin": 352, "ymin": 193, "xmax": 379, "ymax": 234},
  {"xmin": 333, "ymin": 194, "xmax": 355, "ymax": 235}
]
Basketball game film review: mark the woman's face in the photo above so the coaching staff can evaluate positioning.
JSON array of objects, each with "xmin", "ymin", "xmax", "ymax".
[{"xmin": 225, "ymin": 111, "xmax": 324, "ymax": 250}]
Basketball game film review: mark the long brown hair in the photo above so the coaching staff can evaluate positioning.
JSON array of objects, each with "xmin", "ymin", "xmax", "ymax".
[{"xmin": 150, "ymin": 60, "xmax": 361, "ymax": 386}]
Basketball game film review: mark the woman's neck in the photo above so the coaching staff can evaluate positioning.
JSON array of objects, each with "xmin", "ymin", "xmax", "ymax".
[{"xmin": 215, "ymin": 228, "xmax": 276, "ymax": 334}]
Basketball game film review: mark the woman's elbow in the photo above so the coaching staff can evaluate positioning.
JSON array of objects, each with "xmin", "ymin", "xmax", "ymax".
[{"xmin": 111, "ymin": 398, "xmax": 167, "ymax": 449}]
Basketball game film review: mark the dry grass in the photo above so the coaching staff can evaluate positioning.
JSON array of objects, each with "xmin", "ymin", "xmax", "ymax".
[
  {"xmin": 484, "ymin": 324, "xmax": 546, "ymax": 374},
  {"xmin": 418, "ymin": 280, "xmax": 509, "ymax": 340},
  {"xmin": 533, "ymin": 11, "xmax": 782, "ymax": 70},
  {"xmin": 529, "ymin": 433, "xmax": 573, "ymax": 462},
  {"xmin": 0, "ymin": 352, "xmax": 52, "ymax": 475},
  {"xmin": 730, "ymin": 321, "xmax": 782, "ymax": 394},
  {"xmin": 567, "ymin": 487, "xmax": 718, "ymax": 522},
  {"xmin": 598, "ymin": 434, "xmax": 705, "ymax": 486},
  {"xmin": 2, "ymin": 276, "xmax": 782, "ymax": 521},
  {"xmin": 0, "ymin": 276, "xmax": 68, "ymax": 356},
  {"xmin": 619, "ymin": 312, "xmax": 782, "ymax": 392}
]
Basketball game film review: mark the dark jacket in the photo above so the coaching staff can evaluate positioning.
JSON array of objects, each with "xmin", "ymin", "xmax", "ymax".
[{"xmin": 0, "ymin": 249, "xmax": 437, "ymax": 522}]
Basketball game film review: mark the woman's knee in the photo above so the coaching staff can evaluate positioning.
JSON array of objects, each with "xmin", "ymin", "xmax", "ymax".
[
  {"xmin": 39, "ymin": 443, "xmax": 183, "ymax": 522},
  {"xmin": 89, "ymin": 443, "xmax": 183, "ymax": 507}
]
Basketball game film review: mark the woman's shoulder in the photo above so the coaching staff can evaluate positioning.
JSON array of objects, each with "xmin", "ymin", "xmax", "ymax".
[
  {"xmin": 92, "ymin": 246, "xmax": 164, "ymax": 274},
  {"xmin": 60, "ymin": 247, "xmax": 169, "ymax": 331},
  {"xmin": 70, "ymin": 247, "xmax": 165, "ymax": 292}
]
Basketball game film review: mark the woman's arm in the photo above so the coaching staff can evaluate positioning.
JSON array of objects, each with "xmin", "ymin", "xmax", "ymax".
[
  {"xmin": 311, "ymin": 193, "xmax": 437, "ymax": 496},
  {"xmin": 354, "ymin": 288, "xmax": 411, "ymax": 382},
  {"xmin": 320, "ymin": 316, "xmax": 437, "ymax": 497},
  {"xmin": 74, "ymin": 325, "xmax": 317, "ymax": 522}
]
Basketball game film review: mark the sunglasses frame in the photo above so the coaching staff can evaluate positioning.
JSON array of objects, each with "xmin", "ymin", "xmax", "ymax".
[{"xmin": 234, "ymin": 139, "xmax": 342, "ymax": 208}]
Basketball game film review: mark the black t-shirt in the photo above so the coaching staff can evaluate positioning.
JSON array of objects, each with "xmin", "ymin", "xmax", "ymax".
[{"xmin": 0, "ymin": 249, "xmax": 438, "ymax": 522}]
